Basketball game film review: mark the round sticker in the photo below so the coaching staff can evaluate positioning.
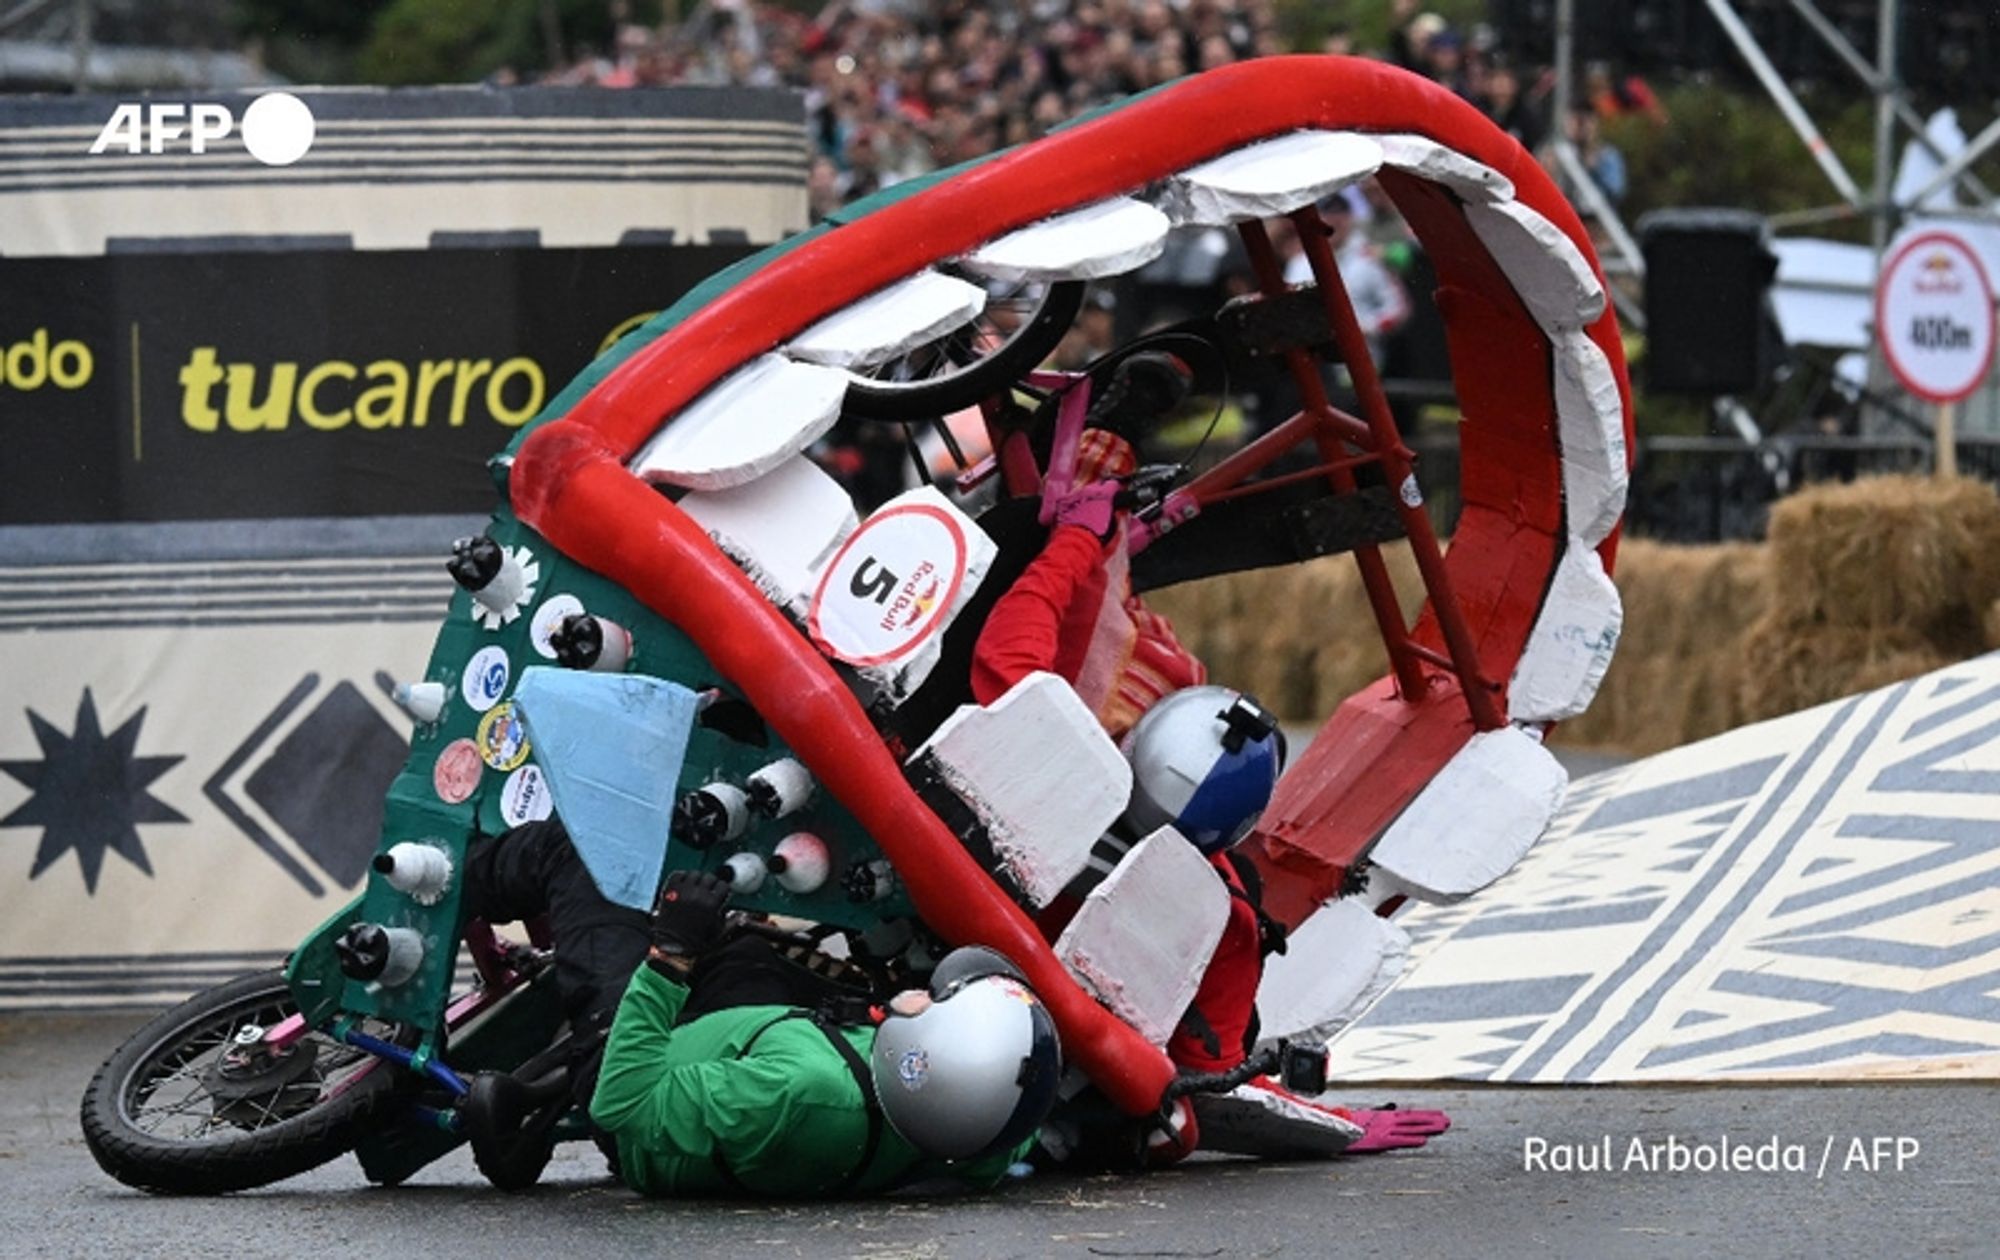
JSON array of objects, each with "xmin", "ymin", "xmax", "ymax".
[
  {"xmin": 475, "ymin": 701, "xmax": 532, "ymax": 772},
  {"xmin": 896, "ymin": 1048, "xmax": 929, "ymax": 1091},
  {"xmin": 807, "ymin": 504, "xmax": 971, "ymax": 668},
  {"xmin": 500, "ymin": 763, "xmax": 555, "ymax": 827},
  {"xmin": 433, "ymin": 738, "xmax": 484, "ymax": 804},
  {"xmin": 1876, "ymin": 230, "xmax": 1997, "ymax": 404},
  {"xmin": 461, "ymin": 645, "xmax": 511, "ymax": 712},
  {"xmin": 530, "ymin": 593, "xmax": 585, "ymax": 660}
]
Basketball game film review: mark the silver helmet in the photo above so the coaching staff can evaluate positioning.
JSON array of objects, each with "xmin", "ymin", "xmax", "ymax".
[{"xmin": 870, "ymin": 949, "xmax": 1062, "ymax": 1161}]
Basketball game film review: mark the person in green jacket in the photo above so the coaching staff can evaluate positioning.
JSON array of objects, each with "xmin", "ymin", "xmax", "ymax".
[{"xmin": 589, "ymin": 869, "xmax": 1063, "ymax": 1198}]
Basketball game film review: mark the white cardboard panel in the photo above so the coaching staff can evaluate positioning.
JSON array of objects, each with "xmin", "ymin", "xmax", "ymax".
[
  {"xmin": 1053, "ymin": 826, "xmax": 1228, "ymax": 1045},
  {"xmin": 1554, "ymin": 329, "xmax": 1629, "ymax": 548},
  {"xmin": 1464, "ymin": 199, "xmax": 1607, "ymax": 331},
  {"xmin": 1368, "ymin": 726, "xmax": 1569, "ymax": 903},
  {"xmin": 915, "ymin": 671, "xmax": 1132, "ymax": 906},
  {"xmin": 1255, "ymin": 898, "xmax": 1412, "ymax": 1048},
  {"xmin": 961, "ymin": 197, "xmax": 1170, "ymax": 282},
  {"xmin": 629, "ymin": 353, "xmax": 850, "ymax": 492},
  {"xmin": 677, "ymin": 455, "xmax": 858, "ymax": 617},
  {"xmin": 1166, "ymin": 130, "xmax": 1383, "ymax": 226},
  {"xmin": 785, "ymin": 270, "xmax": 988, "ymax": 370},
  {"xmin": 1508, "ymin": 542, "xmax": 1623, "ymax": 724},
  {"xmin": 1375, "ymin": 132, "xmax": 1514, "ymax": 203}
]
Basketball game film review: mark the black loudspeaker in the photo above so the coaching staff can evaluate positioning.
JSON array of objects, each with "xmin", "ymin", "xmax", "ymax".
[{"xmin": 1639, "ymin": 208, "xmax": 1781, "ymax": 396}]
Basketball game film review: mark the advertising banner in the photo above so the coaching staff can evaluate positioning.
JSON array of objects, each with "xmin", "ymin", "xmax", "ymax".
[{"xmin": 0, "ymin": 243, "xmax": 750, "ymax": 522}]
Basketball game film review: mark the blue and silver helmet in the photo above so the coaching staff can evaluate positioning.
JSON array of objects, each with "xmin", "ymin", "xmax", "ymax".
[{"xmin": 1122, "ymin": 686, "xmax": 1283, "ymax": 854}]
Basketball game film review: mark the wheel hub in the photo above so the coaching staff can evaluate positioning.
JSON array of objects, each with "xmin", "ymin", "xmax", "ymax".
[{"xmin": 201, "ymin": 1033, "xmax": 322, "ymax": 1127}]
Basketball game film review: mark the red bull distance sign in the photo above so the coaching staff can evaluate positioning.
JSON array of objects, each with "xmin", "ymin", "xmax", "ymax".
[
  {"xmin": 1877, "ymin": 230, "xmax": 1997, "ymax": 404},
  {"xmin": 808, "ymin": 503, "xmax": 972, "ymax": 668}
]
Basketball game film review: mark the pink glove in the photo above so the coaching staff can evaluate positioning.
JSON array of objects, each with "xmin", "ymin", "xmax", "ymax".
[
  {"xmin": 1051, "ymin": 479, "xmax": 1121, "ymax": 542},
  {"xmin": 1341, "ymin": 1106, "xmax": 1452, "ymax": 1153}
]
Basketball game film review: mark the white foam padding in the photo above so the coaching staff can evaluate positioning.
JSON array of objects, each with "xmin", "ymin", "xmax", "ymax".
[
  {"xmin": 1368, "ymin": 726, "xmax": 1569, "ymax": 903},
  {"xmin": 629, "ymin": 353, "xmax": 851, "ymax": 492},
  {"xmin": 961, "ymin": 197, "xmax": 1171, "ymax": 282},
  {"xmin": 784, "ymin": 270, "xmax": 988, "ymax": 370},
  {"xmin": 678, "ymin": 455, "xmax": 858, "ymax": 617},
  {"xmin": 1375, "ymin": 132, "xmax": 1514, "ymax": 203},
  {"xmin": 1165, "ymin": 130, "xmax": 1383, "ymax": 226},
  {"xmin": 1255, "ymin": 898, "xmax": 1412, "ymax": 1048},
  {"xmin": 1053, "ymin": 826, "xmax": 1229, "ymax": 1045},
  {"xmin": 1554, "ymin": 329, "xmax": 1629, "ymax": 547},
  {"xmin": 915, "ymin": 672, "xmax": 1133, "ymax": 909},
  {"xmin": 1189, "ymin": 1080, "xmax": 1364, "ymax": 1158},
  {"xmin": 1464, "ymin": 200, "xmax": 1607, "ymax": 332},
  {"xmin": 1508, "ymin": 541, "xmax": 1623, "ymax": 724}
]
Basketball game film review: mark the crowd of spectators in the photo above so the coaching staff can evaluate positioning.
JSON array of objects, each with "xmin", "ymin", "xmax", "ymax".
[
  {"xmin": 534, "ymin": 0, "xmax": 1657, "ymax": 221},
  {"xmin": 531, "ymin": 0, "xmax": 1662, "ymax": 470}
]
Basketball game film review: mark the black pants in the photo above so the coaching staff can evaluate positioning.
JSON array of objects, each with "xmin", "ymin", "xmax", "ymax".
[{"xmin": 462, "ymin": 819, "xmax": 650, "ymax": 1031}]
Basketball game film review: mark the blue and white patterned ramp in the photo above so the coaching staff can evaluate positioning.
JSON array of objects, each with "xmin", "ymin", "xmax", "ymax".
[{"xmin": 1326, "ymin": 655, "xmax": 2000, "ymax": 1082}]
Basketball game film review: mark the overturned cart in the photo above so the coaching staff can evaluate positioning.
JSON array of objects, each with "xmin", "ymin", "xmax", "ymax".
[{"xmin": 82, "ymin": 55, "xmax": 1632, "ymax": 1192}]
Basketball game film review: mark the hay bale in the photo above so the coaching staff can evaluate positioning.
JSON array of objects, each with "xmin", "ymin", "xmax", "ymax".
[
  {"xmin": 1764, "ymin": 475, "xmax": 2000, "ymax": 637},
  {"xmin": 1735, "ymin": 622, "xmax": 1955, "ymax": 722},
  {"xmin": 1147, "ymin": 544, "xmax": 1423, "ymax": 722},
  {"xmin": 1149, "ymin": 476, "xmax": 2000, "ymax": 753}
]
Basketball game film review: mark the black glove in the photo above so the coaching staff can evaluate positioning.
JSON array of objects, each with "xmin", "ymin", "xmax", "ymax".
[{"xmin": 649, "ymin": 869, "xmax": 731, "ymax": 961}]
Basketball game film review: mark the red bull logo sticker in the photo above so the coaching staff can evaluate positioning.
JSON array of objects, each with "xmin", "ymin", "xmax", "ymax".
[{"xmin": 808, "ymin": 503, "xmax": 972, "ymax": 668}]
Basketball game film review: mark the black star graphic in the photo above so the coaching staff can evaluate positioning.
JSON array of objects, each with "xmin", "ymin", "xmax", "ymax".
[{"xmin": 1, "ymin": 689, "xmax": 186, "ymax": 894}]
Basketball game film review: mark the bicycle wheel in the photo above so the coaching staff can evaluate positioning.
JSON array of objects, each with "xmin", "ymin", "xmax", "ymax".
[
  {"xmin": 843, "ymin": 278, "xmax": 1087, "ymax": 421},
  {"xmin": 80, "ymin": 969, "xmax": 399, "ymax": 1194}
]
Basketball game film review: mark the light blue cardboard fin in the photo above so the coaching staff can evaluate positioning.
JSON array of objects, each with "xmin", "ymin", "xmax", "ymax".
[{"xmin": 514, "ymin": 667, "xmax": 699, "ymax": 909}]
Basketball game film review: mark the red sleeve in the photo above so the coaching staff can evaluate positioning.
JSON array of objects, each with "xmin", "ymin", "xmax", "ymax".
[
  {"xmin": 1168, "ymin": 856, "xmax": 1263, "ymax": 1074},
  {"xmin": 970, "ymin": 525, "xmax": 1108, "ymax": 706}
]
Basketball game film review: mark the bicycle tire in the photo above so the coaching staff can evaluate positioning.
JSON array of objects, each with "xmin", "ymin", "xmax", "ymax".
[
  {"xmin": 843, "ymin": 279, "xmax": 1087, "ymax": 421},
  {"xmin": 80, "ymin": 969, "xmax": 397, "ymax": 1195}
]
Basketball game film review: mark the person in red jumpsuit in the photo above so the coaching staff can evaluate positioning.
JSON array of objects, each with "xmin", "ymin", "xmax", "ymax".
[{"xmin": 966, "ymin": 356, "xmax": 1281, "ymax": 1155}]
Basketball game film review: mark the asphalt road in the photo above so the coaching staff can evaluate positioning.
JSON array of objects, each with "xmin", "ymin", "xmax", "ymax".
[{"xmin": 3, "ymin": 1010, "xmax": 1991, "ymax": 1260}]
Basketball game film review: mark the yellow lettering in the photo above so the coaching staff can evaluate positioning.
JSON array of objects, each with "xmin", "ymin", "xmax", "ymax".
[
  {"xmin": 486, "ymin": 357, "xmax": 545, "ymax": 428},
  {"xmin": 411, "ymin": 359, "xmax": 452, "ymax": 428},
  {"xmin": 178, "ymin": 346, "xmax": 223, "ymax": 432},
  {"xmin": 5, "ymin": 328, "xmax": 49, "ymax": 389},
  {"xmin": 355, "ymin": 360, "xmax": 410, "ymax": 430},
  {"xmin": 50, "ymin": 339, "xmax": 93, "ymax": 389},
  {"xmin": 449, "ymin": 359, "xmax": 491, "ymax": 428},
  {"xmin": 298, "ymin": 360, "xmax": 357, "ymax": 430},
  {"xmin": 223, "ymin": 362, "xmax": 297, "ymax": 432}
]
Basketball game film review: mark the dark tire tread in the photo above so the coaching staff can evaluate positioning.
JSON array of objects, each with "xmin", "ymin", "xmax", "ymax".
[{"xmin": 80, "ymin": 969, "xmax": 394, "ymax": 1195}]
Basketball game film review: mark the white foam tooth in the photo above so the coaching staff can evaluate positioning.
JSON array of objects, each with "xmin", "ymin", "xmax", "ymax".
[
  {"xmin": 785, "ymin": 269, "xmax": 988, "ymax": 370},
  {"xmin": 629, "ymin": 353, "xmax": 850, "ymax": 492},
  {"xmin": 1465, "ymin": 199, "xmax": 1607, "ymax": 332},
  {"xmin": 1366, "ymin": 727, "xmax": 1569, "ymax": 903},
  {"xmin": 1164, "ymin": 129, "xmax": 1384, "ymax": 226},
  {"xmin": 961, "ymin": 197, "xmax": 1170, "ymax": 283},
  {"xmin": 1509, "ymin": 542, "xmax": 1623, "ymax": 725},
  {"xmin": 1375, "ymin": 132, "xmax": 1514, "ymax": 203},
  {"xmin": 1554, "ymin": 329, "xmax": 1629, "ymax": 548},
  {"xmin": 677, "ymin": 455, "xmax": 858, "ymax": 619}
]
